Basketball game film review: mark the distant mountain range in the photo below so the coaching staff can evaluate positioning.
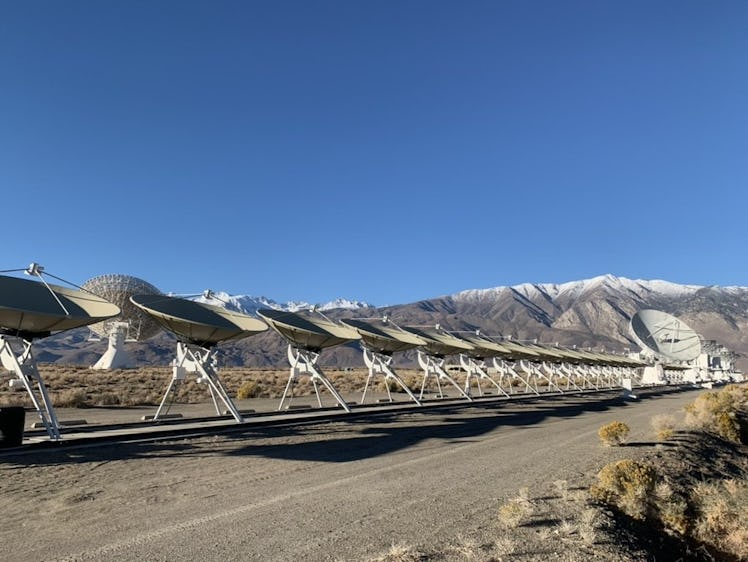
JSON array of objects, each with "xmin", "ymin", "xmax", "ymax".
[
  {"xmin": 32, "ymin": 275, "xmax": 748, "ymax": 371},
  {"xmin": 192, "ymin": 291, "xmax": 372, "ymax": 314}
]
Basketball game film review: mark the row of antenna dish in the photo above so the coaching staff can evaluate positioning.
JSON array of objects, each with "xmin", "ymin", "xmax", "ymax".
[{"xmin": 0, "ymin": 265, "xmax": 728, "ymax": 441}]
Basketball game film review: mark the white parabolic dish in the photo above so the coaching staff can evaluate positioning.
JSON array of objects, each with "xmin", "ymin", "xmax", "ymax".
[
  {"xmin": 257, "ymin": 309, "xmax": 360, "ymax": 351},
  {"xmin": 341, "ymin": 318, "xmax": 427, "ymax": 354},
  {"xmin": 131, "ymin": 294, "xmax": 268, "ymax": 346},
  {"xmin": 630, "ymin": 309, "xmax": 702, "ymax": 362},
  {"xmin": 0, "ymin": 274, "xmax": 121, "ymax": 337}
]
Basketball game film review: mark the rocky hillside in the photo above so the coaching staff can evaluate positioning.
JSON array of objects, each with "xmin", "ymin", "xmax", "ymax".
[{"xmin": 28, "ymin": 275, "xmax": 748, "ymax": 371}]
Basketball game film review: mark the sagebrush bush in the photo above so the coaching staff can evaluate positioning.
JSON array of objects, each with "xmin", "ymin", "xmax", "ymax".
[
  {"xmin": 684, "ymin": 386, "xmax": 748, "ymax": 443},
  {"xmin": 597, "ymin": 421, "xmax": 630, "ymax": 446},
  {"xmin": 236, "ymin": 380, "xmax": 261, "ymax": 400},
  {"xmin": 690, "ymin": 478, "xmax": 748, "ymax": 559},
  {"xmin": 654, "ymin": 482, "xmax": 689, "ymax": 535},
  {"xmin": 590, "ymin": 459, "xmax": 656, "ymax": 520},
  {"xmin": 651, "ymin": 413, "xmax": 677, "ymax": 441},
  {"xmin": 497, "ymin": 488, "xmax": 534, "ymax": 529},
  {"xmin": 55, "ymin": 388, "xmax": 89, "ymax": 408}
]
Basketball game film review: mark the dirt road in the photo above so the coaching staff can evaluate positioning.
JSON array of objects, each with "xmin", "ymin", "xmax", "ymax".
[{"xmin": 0, "ymin": 387, "xmax": 700, "ymax": 561}]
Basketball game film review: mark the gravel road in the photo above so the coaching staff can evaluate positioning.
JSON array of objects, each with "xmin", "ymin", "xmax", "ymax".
[{"xmin": 0, "ymin": 387, "xmax": 701, "ymax": 561}]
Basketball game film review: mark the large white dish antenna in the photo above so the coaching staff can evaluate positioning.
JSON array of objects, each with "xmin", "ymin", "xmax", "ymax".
[
  {"xmin": 131, "ymin": 294, "xmax": 268, "ymax": 346},
  {"xmin": 402, "ymin": 326, "xmax": 474, "ymax": 358},
  {"xmin": 341, "ymin": 318, "xmax": 427, "ymax": 355},
  {"xmin": 82, "ymin": 274, "xmax": 162, "ymax": 340},
  {"xmin": 0, "ymin": 274, "xmax": 121, "ymax": 337},
  {"xmin": 257, "ymin": 309, "xmax": 360, "ymax": 352},
  {"xmin": 630, "ymin": 309, "xmax": 702, "ymax": 362}
]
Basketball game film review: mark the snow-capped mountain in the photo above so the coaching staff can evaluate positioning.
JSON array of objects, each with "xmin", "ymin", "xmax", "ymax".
[
  {"xmin": 192, "ymin": 291, "xmax": 372, "ymax": 314},
  {"xmin": 33, "ymin": 274, "xmax": 748, "ymax": 371},
  {"xmin": 452, "ymin": 275, "xmax": 702, "ymax": 303}
]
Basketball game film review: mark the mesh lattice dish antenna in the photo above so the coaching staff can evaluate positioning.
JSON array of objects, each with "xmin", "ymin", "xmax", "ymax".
[
  {"xmin": 630, "ymin": 309, "xmax": 702, "ymax": 362},
  {"xmin": 131, "ymin": 294, "xmax": 268, "ymax": 423},
  {"xmin": 257, "ymin": 309, "xmax": 360, "ymax": 412},
  {"xmin": 0, "ymin": 271, "xmax": 120, "ymax": 440},
  {"xmin": 82, "ymin": 274, "xmax": 162, "ymax": 369}
]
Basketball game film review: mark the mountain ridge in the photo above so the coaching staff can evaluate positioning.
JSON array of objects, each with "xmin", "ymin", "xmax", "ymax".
[{"xmin": 30, "ymin": 275, "xmax": 748, "ymax": 371}]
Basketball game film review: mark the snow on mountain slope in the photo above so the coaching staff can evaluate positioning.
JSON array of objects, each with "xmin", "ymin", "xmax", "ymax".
[
  {"xmin": 453, "ymin": 275, "xmax": 703, "ymax": 303},
  {"xmin": 193, "ymin": 291, "xmax": 372, "ymax": 314}
]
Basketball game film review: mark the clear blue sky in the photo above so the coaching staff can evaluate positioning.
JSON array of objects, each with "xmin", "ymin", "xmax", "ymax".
[{"xmin": 2, "ymin": 1, "xmax": 746, "ymax": 305}]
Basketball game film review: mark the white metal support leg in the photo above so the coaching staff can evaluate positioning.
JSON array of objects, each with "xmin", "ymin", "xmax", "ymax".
[
  {"xmin": 520, "ymin": 360, "xmax": 563, "ymax": 394},
  {"xmin": 417, "ymin": 351, "xmax": 472, "ymax": 401},
  {"xmin": 279, "ymin": 345, "xmax": 350, "ymax": 412},
  {"xmin": 544, "ymin": 363, "xmax": 581, "ymax": 391},
  {"xmin": 492, "ymin": 359, "xmax": 539, "ymax": 395},
  {"xmin": 152, "ymin": 342, "xmax": 244, "ymax": 423},
  {"xmin": 460, "ymin": 355, "xmax": 510, "ymax": 398},
  {"xmin": 570, "ymin": 365, "xmax": 598, "ymax": 390},
  {"xmin": 0, "ymin": 335, "xmax": 60, "ymax": 440},
  {"xmin": 361, "ymin": 348, "xmax": 420, "ymax": 405}
]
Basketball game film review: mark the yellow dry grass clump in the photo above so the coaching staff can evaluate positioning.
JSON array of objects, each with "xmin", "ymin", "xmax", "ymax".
[
  {"xmin": 590, "ymin": 459, "xmax": 657, "ymax": 520},
  {"xmin": 691, "ymin": 478, "xmax": 748, "ymax": 559},
  {"xmin": 497, "ymin": 487, "xmax": 534, "ymax": 528},
  {"xmin": 597, "ymin": 420, "xmax": 630, "ymax": 446},
  {"xmin": 684, "ymin": 384, "xmax": 748, "ymax": 443},
  {"xmin": 650, "ymin": 413, "xmax": 677, "ymax": 441}
]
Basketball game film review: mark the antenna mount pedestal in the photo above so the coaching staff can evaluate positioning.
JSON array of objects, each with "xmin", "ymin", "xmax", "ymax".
[
  {"xmin": 417, "ymin": 351, "xmax": 472, "ymax": 401},
  {"xmin": 279, "ymin": 345, "xmax": 350, "ymax": 412},
  {"xmin": 361, "ymin": 347, "xmax": 421, "ymax": 405},
  {"xmin": 152, "ymin": 341, "xmax": 244, "ymax": 423},
  {"xmin": 0, "ymin": 335, "xmax": 60, "ymax": 440}
]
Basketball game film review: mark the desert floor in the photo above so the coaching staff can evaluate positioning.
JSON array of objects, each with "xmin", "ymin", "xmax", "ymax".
[{"xmin": 0, "ymin": 386, "xmax": 702, "ymax": 561}]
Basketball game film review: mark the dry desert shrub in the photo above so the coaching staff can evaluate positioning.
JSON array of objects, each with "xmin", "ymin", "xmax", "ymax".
[
  {"xmin": 597, "ymin": 420, "xmax": 630, "ymax": 446},
  {"xmin": 377, "ymin": 377, "xmax": 404, "ymax": 393},
  {"xmin": 54, "ymin": 388, "xmax": 89, "ymax": 408},
  {"xmin": 553, "ymin": 479, "xmax": 570, "ymax": 500},
  {"xmin": 578, "ymin": 508, "xmax": 600, "ymax": 546},
  {"xmin": 690, "ymin": 478, "xmax": 748, "ymax": 559},
  {"xmin": 590, "ymin": 459, "xmax": 656, "ymax": 520},
  {"xmin": 366, "ymin": 543, "xmax": 425, "ymax": 562},
  {"xmin": 652, "ymin": 481, "xmax": 689, "ymax": 535},
  {"xmin": 236, "ymin": 380, "xmax": 261, "ymax": 399},
  {"xmin": 448, "ymin": 536, "xmax": 491, "ymax": 561},
  {"xmin": 684, "ymin": 385, "xmax": 748, "ymax": 443},
  {"xmin": 497, "ymin": 488, "xmax": 535, "ymax": 528},
  {"xmin": 94, "ymin": 392, "xmax": 121, "ymax": 406},
  {"xmin": 650, "ymin": 413, "xmax": 677, "ymax": 441}
]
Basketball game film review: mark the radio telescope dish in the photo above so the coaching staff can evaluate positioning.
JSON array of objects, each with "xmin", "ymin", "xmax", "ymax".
[
  {"xmin": 0, "ymin": 266, "xmax": 120, "ymax": 440},
  {"xmin": 257, "ymin": 309, "xmax": 360, "ymax": 352},
  {"xmin": 131, "ymin": 294, "xmax": 268, "ymax": 423},
  {"xmin": 341, "ymin": 318, "xmax": 426, "ymax": 355},
  {"xmin": 81, "ymin": 274, "xmax": 162, "ymax": 370},
  {"xmin": 257, "ymin": 309, "xmax": 360, "ymax": 413},
  {"xmin": 131, "ymin": 294, "xmax": 268, "ymax": 346},
  {"xmin": 630, "ymin": 309, "xmax": 702, "ymax": 362},
  {"xmin": 402, "ymin": 325, "xmax": 474, "ymax": 358},
  {"xmin": 0, "ymin": 274, "xmax": 121, "ymax": 337}
]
